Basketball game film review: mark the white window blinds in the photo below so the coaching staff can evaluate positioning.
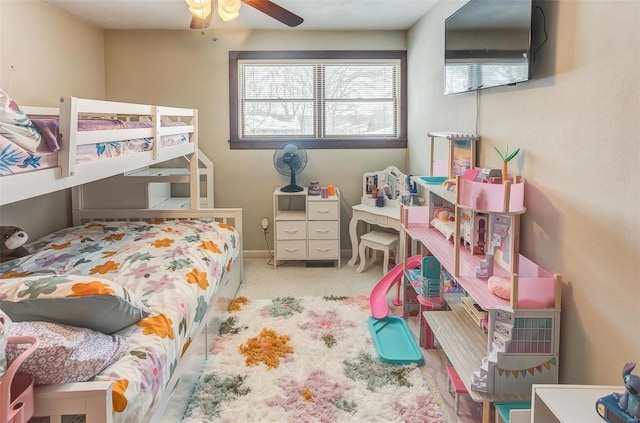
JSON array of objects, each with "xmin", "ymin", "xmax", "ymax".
[{"xmin": 238, "ymin": 60, "xmax": 400, "ymax": 140}]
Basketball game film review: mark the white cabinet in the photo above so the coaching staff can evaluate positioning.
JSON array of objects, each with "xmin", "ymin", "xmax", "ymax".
[
  {"xmin": 274, "ymin": 187, "xmax": 340, "ymax": 269},
  {"xmin": 531, "ymin": 385, "xmax": 624, "ymax": 423}
]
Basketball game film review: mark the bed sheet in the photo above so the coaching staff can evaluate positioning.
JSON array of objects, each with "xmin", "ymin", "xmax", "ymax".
[
  {"xmin": 0, "ymin": 219, "xmax": 240, "ymax": 423},
  {"xmin": 0, "ymin": 134, "xmax": 57, "ymax": 176},
  {"xmin": 0, "ymin": 119, "xmax": 190, "ymax": 177}
]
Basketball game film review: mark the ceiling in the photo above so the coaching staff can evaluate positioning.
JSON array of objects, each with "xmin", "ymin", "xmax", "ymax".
[{"xmin": 42, "ymin": 0, "xmax": 439, "ymax": 31}]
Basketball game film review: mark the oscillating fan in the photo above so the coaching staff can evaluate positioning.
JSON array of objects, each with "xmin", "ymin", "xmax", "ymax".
[{"xmin": 273, "ymin": 143, "xmax": 308, "ymax": 192}]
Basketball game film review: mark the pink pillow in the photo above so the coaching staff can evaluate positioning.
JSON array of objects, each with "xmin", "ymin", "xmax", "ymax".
[
  {"xmin": 487, "ymin": 276, "xmax": 511, "ymax": 300},
  {"xmin": 488, "ymin": 276, "xmax": 556, "ymax": 308}
]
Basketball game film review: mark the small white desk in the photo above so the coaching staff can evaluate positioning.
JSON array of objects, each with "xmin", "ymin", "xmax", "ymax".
[
  {"xmin": 348, "ymin": 203, "xmax": 401, "ymax": 267},
  {"xmin": 531, "ymin": 384, "xmax": 624, "ymax": 423}
]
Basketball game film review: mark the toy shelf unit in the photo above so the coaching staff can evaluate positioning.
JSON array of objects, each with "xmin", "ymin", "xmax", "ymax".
[
  {"xmin": 72, "ymin": 149, "xmax": 214, "ymax": 210},
  {"xmin": 427, "ymin": 132, "xmax": 479, "ymax": 180},
  {"xmin": 402, "ymin": 256, "xmax": 448, "ymax": 349},
  {"xmin": 273, "ymin": 187, "xmax": 341, "ymax": 269},
  {"xmin": 400, "ymin": 175, "xmax": 561, "ymax": 420}
]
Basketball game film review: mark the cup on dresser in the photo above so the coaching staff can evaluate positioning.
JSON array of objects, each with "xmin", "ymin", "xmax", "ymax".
[
  {"xmin": 320, "ymin": 187, "xmax": 329, "ymax": 198},
  {"xmin": 328, "ymin": 185, "xmax": 335, "ymax": 196}
]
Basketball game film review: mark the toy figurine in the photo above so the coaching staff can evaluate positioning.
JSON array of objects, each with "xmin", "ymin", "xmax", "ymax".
[{"xmin": 614, "ymin": 362, "xmax": 640, "ymax": 420}]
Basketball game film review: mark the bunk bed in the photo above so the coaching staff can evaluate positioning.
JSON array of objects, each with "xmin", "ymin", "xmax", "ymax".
[
  {"xmin": 0, "ymin": 96, "xmax": 201, "ymax": 207},
  {"xmin": 0, "ymin": 97, "xmax": 244, "ymax": 423}
]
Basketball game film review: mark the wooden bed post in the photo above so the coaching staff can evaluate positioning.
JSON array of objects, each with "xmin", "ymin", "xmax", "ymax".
[
  {"xmin": 189, "ymin": 110, "xmax": 200, "ymax": 209},
  {"xmin": 58, "ymin": 96, "xmax": 78, "ymax": 177}
]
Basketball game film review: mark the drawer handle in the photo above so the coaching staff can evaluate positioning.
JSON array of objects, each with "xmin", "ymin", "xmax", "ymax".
[
  {"xmin": 315, "ymin": 229, "xmax": 330, "ymax": 234},
  {"xmin": 315, "ymin": 210, "xmax": 330, "ymax": 214},
  {"xmin": 316, "ymin": 248, "xmax": 331, "ymax": 252},
  {"xmin": 284, "ymin": 248, "xmax": 299, "ymax": 253},
  {"xmin": 285, "ymin": 229, "xmax": 299, "ymax": 234}
]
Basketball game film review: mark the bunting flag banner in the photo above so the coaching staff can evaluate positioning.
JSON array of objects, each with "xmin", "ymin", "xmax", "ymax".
[{"xmin": 496, "ymin": 357, "xmax": 557, "ymax": 378}]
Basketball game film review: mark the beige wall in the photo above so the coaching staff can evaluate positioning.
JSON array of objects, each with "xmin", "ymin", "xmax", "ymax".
[
  {"xmin": 408, "ymin": 0, "xmax": 640, "ymax": 385},
  {"xmin": 103, "ymin": 29, "xmax": 407, "ymax": 252},
  {"xmin": 0, "ymin": 0, "xmax": 105, "ymax": 239},
  {"xmin": 3, "ymin": 0, "xmax": 638, "ymax": 389}
]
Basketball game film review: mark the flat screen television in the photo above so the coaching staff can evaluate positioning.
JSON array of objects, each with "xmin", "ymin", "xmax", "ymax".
[{"xmin": 444, "ymin": 0, "xmax": 535, "ymax": 95}]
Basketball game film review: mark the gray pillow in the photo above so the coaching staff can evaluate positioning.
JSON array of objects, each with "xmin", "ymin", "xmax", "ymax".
[{"xmin": 0, "ymin": 275, "xmax": 151, "ymax": 333}]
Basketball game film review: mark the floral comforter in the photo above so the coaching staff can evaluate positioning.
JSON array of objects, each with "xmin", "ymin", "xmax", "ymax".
[{"xmin": 0, "ymin": 219, "xmax": 240, "ymax": 423}]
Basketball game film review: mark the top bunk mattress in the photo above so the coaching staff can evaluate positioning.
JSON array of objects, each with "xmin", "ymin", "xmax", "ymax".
[{"xmin": 1, "ymin": 119, "xmax": 189, "ymax": 177}]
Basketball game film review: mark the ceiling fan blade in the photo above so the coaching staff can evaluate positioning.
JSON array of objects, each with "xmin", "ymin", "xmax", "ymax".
[
  {"xmin": 241, "ymin": 0, "xmax": 303, "ymax": 27},
  {"xmin": 190, "ymin": 12, "xmax": 213, "ymax": 30}
]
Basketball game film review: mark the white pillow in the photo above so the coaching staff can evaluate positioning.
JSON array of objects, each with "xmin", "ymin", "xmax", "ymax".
[
  {"xmin": 431, "ymin": 218, "xmax": 456, "ymax": 240},
  {"xmin": 0, "ymin": 89, "xmax": 42, "ymax": 152}
]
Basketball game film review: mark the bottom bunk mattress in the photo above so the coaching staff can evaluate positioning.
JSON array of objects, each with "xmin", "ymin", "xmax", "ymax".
[{"xmin": 0, "ymin": 219, "xmax": 241, "ymax": 422}]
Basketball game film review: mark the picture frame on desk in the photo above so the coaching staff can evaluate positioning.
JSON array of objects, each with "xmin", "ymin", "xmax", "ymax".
[{"xmin": 452, "ymin": 138, "xmax": 475, "ymax": 178}]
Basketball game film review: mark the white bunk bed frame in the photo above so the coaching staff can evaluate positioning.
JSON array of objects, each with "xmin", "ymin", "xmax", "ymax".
[
  {"xmin": 0, "ymin": 97, "xmax": 200, "ymax": 207},
  {"xmin": 0, "ymin": 97, "xmax": 244, "ymax": 422}
]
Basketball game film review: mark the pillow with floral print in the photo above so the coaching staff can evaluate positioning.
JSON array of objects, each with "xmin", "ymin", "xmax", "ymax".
[
  {"xmin": 0, "ymin": 89, "xmax": 42, "ymax": 153},
  {"xmin": 0, "ymin": 275, "xmax": 151, "ymax": 334},
  {"xmin": 6, "ymin": 321, "xmax": 129, "ymax": 384}
]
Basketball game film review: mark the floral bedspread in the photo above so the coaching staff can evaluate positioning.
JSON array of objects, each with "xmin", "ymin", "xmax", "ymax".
[{"xmin": 0, "ymin": 219, "xmax": 240, "ymax": 423}]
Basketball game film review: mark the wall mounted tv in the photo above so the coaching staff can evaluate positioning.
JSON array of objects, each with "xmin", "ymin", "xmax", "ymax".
[{"xmin": 444, "ymin": 0, "xmax": 535, "ymax": 95}]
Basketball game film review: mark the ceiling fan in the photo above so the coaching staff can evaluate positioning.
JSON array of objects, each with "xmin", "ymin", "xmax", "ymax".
[{"xmin": 186, "ymin": 0, "xmax": 303, "ymax": 29}]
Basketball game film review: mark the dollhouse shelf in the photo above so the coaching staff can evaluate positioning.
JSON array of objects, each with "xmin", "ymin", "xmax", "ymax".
[
  {"xmin": 427, "ymin": 295, "xmax": 529, "ymax": 404},
  {"xmin": 401, "ymin": 173, "xmax": 561, "ymax": 422},
  {"xmin": 405, "ymin": 223, "xmax": 511, "ymax": 310}
]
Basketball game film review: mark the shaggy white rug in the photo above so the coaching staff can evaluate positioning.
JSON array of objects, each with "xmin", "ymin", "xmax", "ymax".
[{"xmin": 182, "ymin": 295, "xmax": 450, "ymax": 423}]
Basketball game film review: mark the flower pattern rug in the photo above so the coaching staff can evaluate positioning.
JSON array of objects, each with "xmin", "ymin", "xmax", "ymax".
[{"xmin": 182, "ymin": 295, "xmax": 450, "ymax": 423}]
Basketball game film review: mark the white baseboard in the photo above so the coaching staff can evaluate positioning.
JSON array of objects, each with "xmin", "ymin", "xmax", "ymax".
[{"xmin": 243, "ymin": 250, "xmax": 272, "ymax": 258}]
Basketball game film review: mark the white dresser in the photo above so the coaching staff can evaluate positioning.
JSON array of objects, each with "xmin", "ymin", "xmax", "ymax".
[{"xmin": 273, "ymin": 187, "xmax": 340, "ymax": 269}]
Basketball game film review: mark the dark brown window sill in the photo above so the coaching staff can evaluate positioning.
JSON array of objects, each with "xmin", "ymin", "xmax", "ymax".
[{"xmin": 229, "ymin": 139, "xmax": 407, "ymax": 150}]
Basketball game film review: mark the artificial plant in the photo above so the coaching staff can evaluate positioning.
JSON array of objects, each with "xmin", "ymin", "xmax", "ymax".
[{"xmin": 494, "ymin": 145, "xmax": 520, "ymax": 181}]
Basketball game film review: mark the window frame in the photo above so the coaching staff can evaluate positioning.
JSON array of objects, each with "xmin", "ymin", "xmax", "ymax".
[{"xmin": 229, "ymin": 50, "xmax": 407, "ymax": 150}]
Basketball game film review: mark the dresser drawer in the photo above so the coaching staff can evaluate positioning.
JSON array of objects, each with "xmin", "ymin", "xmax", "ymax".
[
  {"xmin": 308, "ymin": 239, "xmax": 339, "ymax": 259},
  {"xmin": 276, "ymin": 221, "xmax": 306, "ymax": 240},
  {"xmin": 277, "ymin": 240, "xmax": 307, "ymax": 259},
  {"xmin": 308, "ymin": 201, "xmax": 338, "ymax": 220},
  {"xmin": 308, "ymin": 221, "xmax": 338, "ymax": 240},
  {"xmin": 363, "ymin": 213, "xmax": 388, "ymax": 226}
]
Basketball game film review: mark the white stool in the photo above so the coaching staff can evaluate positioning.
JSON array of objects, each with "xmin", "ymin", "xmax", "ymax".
[{"xmin": 356, "ymin": 230, "xmax": 399, "ymax": 275}]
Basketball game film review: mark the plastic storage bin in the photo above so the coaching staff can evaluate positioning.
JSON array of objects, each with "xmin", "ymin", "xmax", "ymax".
[{"xmin": 1, "ymin": 336, "xmax": 40, "ymax": 423}]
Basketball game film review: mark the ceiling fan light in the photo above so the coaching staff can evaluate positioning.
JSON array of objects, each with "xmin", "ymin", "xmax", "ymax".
[
  {"xmin": 189, "ymin": 4, "xmax": 212, "ymax": 19},
  {"xmin": 218, "ymin": 0, "xmax": 241, "ymax": 21},
  {"xmin": 185, "ymin": 0, "xmax": 207, "ymax": 8}
]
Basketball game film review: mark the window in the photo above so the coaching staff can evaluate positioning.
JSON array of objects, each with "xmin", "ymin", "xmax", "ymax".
[{"xmin": 229, "ymin": 51, "xmax": 407, "ymax": 150}]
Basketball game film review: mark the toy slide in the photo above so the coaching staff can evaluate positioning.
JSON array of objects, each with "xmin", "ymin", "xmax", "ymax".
[{"xmin": 370, "ymin": 254, "xmax": 422, "ymax": 320}]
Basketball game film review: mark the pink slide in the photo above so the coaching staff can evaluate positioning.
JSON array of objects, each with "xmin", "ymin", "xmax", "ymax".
[{"xmin": 370, "ymin": 254, "xmax": 422, "ymax": 320}]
